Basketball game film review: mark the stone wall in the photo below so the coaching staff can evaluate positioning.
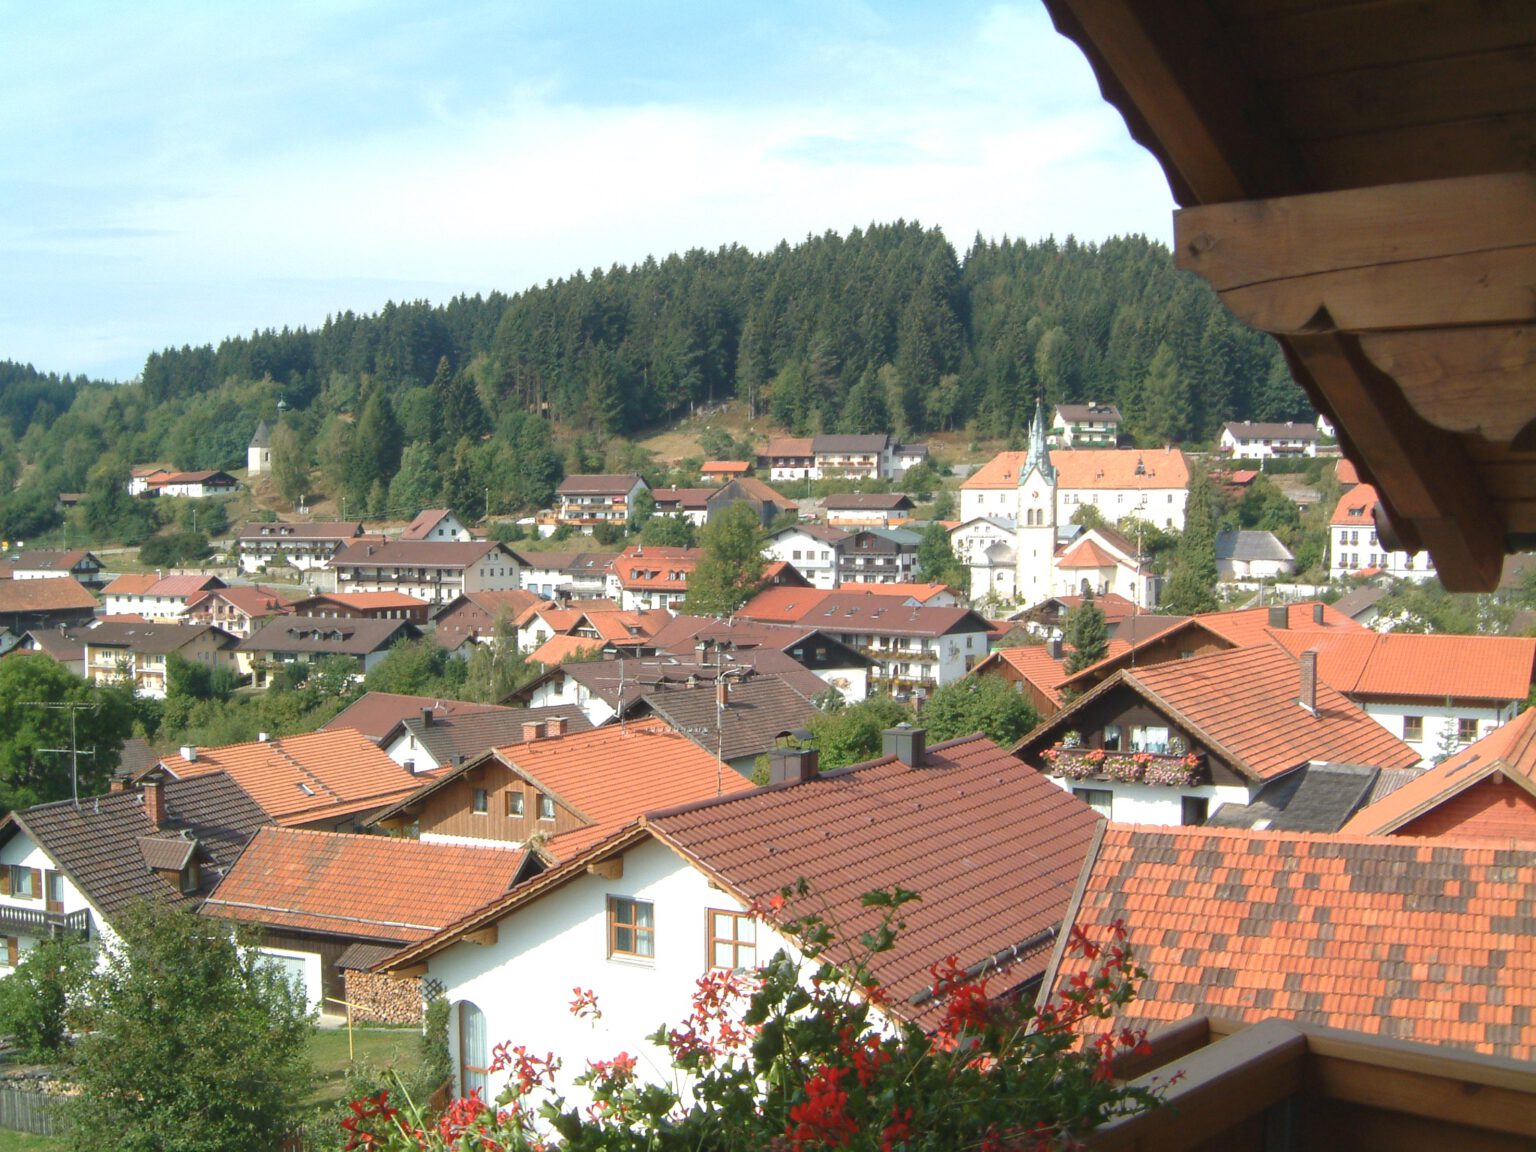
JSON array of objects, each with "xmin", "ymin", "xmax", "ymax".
[{"xmin": 344, "ymin": 970, "xmax": 422, "ymax": 1026}]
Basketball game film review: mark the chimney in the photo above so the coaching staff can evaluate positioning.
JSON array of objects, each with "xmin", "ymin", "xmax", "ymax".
[
  {"xmin": 769, "ymin": 747, "xmax": 819, "ymax": 785},
  {"xmin": 548, "ymin": 715, "xmax": 568, "ymax": 737},
  {"xmin": 717, "ymin": 677, "xmax": 730, "ymax": 708},
  {"xmin": 180, "ymin": 745, "xmax": 197, "ymax": 763},
  {"xmin": 1312, "ymin": 602, "xmax": 1325, "ymax": 625},
  {"xmin": 422, "ymin": 706, "xmax": 434, "ymax": 728},
  {"xmin": 882, "ymin": 724, "xmax": 926, "ymax": 767},
  {"xmin": 1048, "ymin": 636, "xmax": 1063, "ymax": 660},
  {"xmin": 143, "ymin": 777, "xmax": 165, "ymax": 830},
  {"xmin": 257, "ymin": 731, "xmax": 271, "ymax": 743},
  {"xmin": 522, "ymin": 720, "xmax": 547, "ymax": 742},
  {"xmin": 1268, "ymin": 605, "xmax": 1288, "ymax": 629},
  {"xmin": 109, "ymin": 778, "xmax": 126, "ymax": 793},
  {"xmin": 1298, "ymin": 651, "xmax": 1318, "ymax": 714}
]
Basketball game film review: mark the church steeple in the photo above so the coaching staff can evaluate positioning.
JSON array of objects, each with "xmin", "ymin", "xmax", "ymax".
[{"xmin": 1021, "ymin": 393, "xmax": 1056, "ymax": 486}]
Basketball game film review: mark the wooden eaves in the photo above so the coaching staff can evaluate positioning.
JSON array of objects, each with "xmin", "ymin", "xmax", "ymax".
[{"xmin": 1043, "ymin": 0, "xmax": 1536, "ymax": 590}]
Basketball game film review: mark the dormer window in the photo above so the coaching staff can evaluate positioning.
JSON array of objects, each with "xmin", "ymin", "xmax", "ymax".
[{"xmin": 180, "ymin": 861, "xmax": 200, "ymax": 894}]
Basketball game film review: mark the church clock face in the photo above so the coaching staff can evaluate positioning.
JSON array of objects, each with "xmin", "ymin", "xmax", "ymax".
[{"xmin": 1031, "ymin": 491, "xmax": 1039, "ymax": 499}]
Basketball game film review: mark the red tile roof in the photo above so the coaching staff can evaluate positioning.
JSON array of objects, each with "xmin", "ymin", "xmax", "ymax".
[
  {"xmin": 1266, "ymin": 630, "xmax": 1536, "ymax": 703},
  {"xmin": 1341, "ymin": 708, "xmax": 1536, "ymax": 839},
  {"xmin": 380, "ymin": 734, "xmax": 1103, "ymax": 1024},
  {"xmin": 164, "ymin": 730, "xmax": 420, "ymax": 825},
  {"xmin": 1056, "ymin": 539, "xmax": 1119, "ymax": 569},
  {"xmin": 399, "ymin": 509, "xmax": 456, "ymax": 540},
  {"xmin": 185, "ymin": 585, "xmax": 295, "ymax": 617},
  {"xmin": 1050, "ymin": 825, "xmax": 1536, "ymax": 1061},
  {"xmin": 734, "ymin": 587, "xmax": 834, "ymax": 623},
  {"xmin": 528, "ymin": 634, "xmax": 604, "ymax": 665},
  {"xmin": 1195, "ymin": 601, "xmax": 1360, "ymax": 648},
  {"xmin": 1331, "ymin": 483, "xmax": 1380, "ymax": 526},
  {"xmin": 973, "ymin": 645, "xmax": 1071, "ymax": 707},
  {"xmin": 204, "ymin": 827, "xmax": 526, "ymax": 941},
  {"xmin": 305, "ymin": 591, "xmax": 429, "ymax": 611},
  {"xmin": 611, "ymin": 546, "xmax": 701, "ymax": 592},
  {"xmin": 0, "ymin": 576, "xmax": 98, "ymax": 613},
  {"xmin": 1335, "ymin": 458, "xmax": 1361, "ymax": 486},
  {"xmin": 763, "ymin": 437, "xmax": 814, "ymax": 457}
]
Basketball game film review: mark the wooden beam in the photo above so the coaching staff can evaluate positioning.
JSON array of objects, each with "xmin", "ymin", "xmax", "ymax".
[
  {"xmin": 463, "ymin": 925, "xmax": 498, "ymax": 947},
  {"xmin": 1358, "ymin": 326, "xmax": 1536, "ymax": 442},
  {"xmin": 586, "ymin": 858, "xmax": 623, "ymax": 880},
  {"xmin": 1309, "ymin": 1055, "xmax": 1536, "ymax": 1138},
  {"xmin": 388, "ymin": 963, "xmax": 428, "ymax": 980},
  {"xmin": 1284, "ymin": 332, "xmax": 1507, "ymax": 590},
  {"xmin": 1047, "ymin": 0, "xmax": 1304, "ymax": 204}
]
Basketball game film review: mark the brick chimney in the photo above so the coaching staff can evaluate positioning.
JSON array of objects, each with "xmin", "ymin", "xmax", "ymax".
[
  {"xmin": 1268, "ymin": 605, "xmax": 1288, "ymax": 629},
  {"xmin": 548, "ymin": 715, "xmax": 568, "ymax": 737},
  {"xmin": 522, "ymin": 721, "xmax": 547, "ymax": 742},
  {"xmin": 769, "ymin": 747, "xmax": 819, "ymax": 785},
  {"xmin": 422, "ymin": 706, "xmax": 434, "ymax": 728},
  {"xmin": 143, "ymin": 777, "xmax": 165, "ymax": 830},
  {"xmin": 882, "ymin": 725, "xmax": 926, "ymax": 767},
  {"xmin": 716, "ymin": 676, "xmax": 730, "ymax": 708},
  {"xmin": 1298, "ymin": 651, "xmax": 1318, "ymax": 714}
]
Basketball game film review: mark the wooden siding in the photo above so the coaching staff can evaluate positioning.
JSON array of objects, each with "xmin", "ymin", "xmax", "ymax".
[
  {"xmin": 1395, "ymin": 778, "xmax": 1536, "ymax": 844},
  {"xmin": 415, "ymin": 763, "xmax": 587, "ymax": 844},
  {"xmin": 262, "ymin": 928, "xmax": 354, "ymax": 1007}
]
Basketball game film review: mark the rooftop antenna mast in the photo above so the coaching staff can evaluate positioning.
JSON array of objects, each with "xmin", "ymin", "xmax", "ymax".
[{"xmin": 23, "ymin": 700, "xmax": 97, "ymax": 808}]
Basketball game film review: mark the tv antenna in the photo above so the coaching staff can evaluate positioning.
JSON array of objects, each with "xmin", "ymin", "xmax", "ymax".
[{"xmin": 22, "ymin": 700, "xmax": 98, "ymax": 807}]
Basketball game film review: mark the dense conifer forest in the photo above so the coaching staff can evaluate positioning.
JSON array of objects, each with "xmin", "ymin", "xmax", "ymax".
[{"xmin": 0, "ymin": 224, "xmax": 1304, "ymax": 539}]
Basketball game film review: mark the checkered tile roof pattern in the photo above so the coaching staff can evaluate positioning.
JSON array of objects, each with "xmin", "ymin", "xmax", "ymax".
[
  {"xmin": 204, "ymin": 827, "xmax": 526, "ymax": 941},
  {"xmin": 1053, "ymin": 825, "xmax": 1536, "ymax": 1060}
]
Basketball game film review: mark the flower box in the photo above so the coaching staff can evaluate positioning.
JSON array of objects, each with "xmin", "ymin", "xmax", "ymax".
[{"xmin": 1043, "ymin": 744, "xmax": 1204, "ymax": 788}]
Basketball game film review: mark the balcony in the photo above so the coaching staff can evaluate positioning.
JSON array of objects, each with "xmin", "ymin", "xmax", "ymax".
[
  {"xmin": 1042, "ymin": 745, "xmax": 1206, "ymax": 788},
  {"xmin": 0, "ymin": 905, "xmax": 90, "ymax": 939}
]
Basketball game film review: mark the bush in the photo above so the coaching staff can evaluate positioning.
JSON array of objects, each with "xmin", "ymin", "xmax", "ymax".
[
  {"xmin": 0, "ymin": 935, "xmax": 93, "ymax": 1061},
  {"xmin": 138, "ymin": 531, "xmax": 211, "ymax": 567}
]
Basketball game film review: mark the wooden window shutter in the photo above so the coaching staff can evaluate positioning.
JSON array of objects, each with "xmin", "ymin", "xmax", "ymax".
[
  {"xmin": 0, "ymin": 868, "xmax": 11, "ymax": 896},
  {"xmin": 30, "ymin": 869, "xmax": 42, "ymax": 900},
  {"xmin": 4, "ymin": 938, "xmax": 15, "ymax": 967}
]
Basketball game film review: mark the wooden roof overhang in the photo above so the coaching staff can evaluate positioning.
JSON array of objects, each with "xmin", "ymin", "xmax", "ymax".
[{"xmin": 1043, "ymin": 0, "xmax": 1536, "ymax": 589}]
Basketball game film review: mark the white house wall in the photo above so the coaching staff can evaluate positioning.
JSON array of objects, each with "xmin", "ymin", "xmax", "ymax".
[
  {"xmin": 1361, "ymin": 701, "xmax": 1516, "ymax": 768},
  {"xmin": 0, "ymin": 834, "xmax": 101, "ymax": 974},
  {"xmin": 431, "ymin": 837, "xmax": 799, "ymax": 1110},
  {"xmin": 1049, "ymin": 777, "xmax": 1249, "ymax": 826}
]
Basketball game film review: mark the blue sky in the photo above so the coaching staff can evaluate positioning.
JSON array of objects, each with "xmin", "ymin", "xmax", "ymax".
[{"xmin": 1, "ymin": 2, "xmax": 1175, "ymax": 381}]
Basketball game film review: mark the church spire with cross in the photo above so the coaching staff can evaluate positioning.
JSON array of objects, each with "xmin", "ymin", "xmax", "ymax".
[{"xmin": 1020, "ymin": 390, "xmax": 1056, "ymax": 487}]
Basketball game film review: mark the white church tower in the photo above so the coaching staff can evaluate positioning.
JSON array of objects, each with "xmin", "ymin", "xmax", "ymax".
[{"xmin": 1013, "ymin": 396, "xmax": 1058, "ymax": 606}]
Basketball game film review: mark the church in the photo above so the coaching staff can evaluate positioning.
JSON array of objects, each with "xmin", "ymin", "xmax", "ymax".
[{"xmin": 952, "ymin": 400, "xmax": 1162, "ymax": 610}]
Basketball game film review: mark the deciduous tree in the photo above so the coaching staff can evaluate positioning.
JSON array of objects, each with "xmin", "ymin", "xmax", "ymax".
[
  {"xmin": 922, "ymin": 674, "xmax": 1040, "ymax": 747},
  {"xmin": 0, "ymin": 655, "xmax": 135, "ymax": 812},
  {"xmin": 683, "ymin": 502, "xmax": 767, "ymax": 617}
]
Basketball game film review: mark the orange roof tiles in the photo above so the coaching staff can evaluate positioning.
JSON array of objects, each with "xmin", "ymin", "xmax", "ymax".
[
  {"xmin": 1195, "ymin": 601, "xmax": 1360, "ymax": 648},
  {"xmin": 1342, "ymin": 708, "xmax": 1536, "ymax": 838},
  {"xmin": 103, "ymin": 573, "xmax": 158, "ymax": 595},
  {"xmin": 1057, "ymin": 539, "xmax": 1119, "ymax": 569},
  {"xmin": 976, "ymin": 645, "xmax": 1070, "ymax": 707},
  {"xmin": 205, "ymin": 827, "xmax": 525, "ymax": 940},
  {"xmin": 528, "ymin": 634, "xmax": 604, "ymax": 666},
  {"xmin": 0, "ymin": 576, "xmax": 98, "ymax": 613},
  {"xmin": 734, "ymin": 586, "xmax": 834, "ymax": 623},
  {"xmin": 962, "ymin": 448, "xmax": 1190, "ymax": 491},
  {"xmin": 164, "ymin": 730, "xmax": 420, "ymax": 825},
  {"xmin": 1052, "ymin": 825, "xmax": 1536, "ymax": 1061},
  {"xmin": 611, "ymin": 546, "xmax": 701, "ymax": 591},
  {"xmin": 1125, "ymin": 646, "xmax": 1420, "ymax": 780},
  {"xmin": 1336, "ymin": 458, "xmax": 1361, "ymax": 486},
  {"xmin": 510, "ymin": 720, "xmax": 752, "ymax": 858},
  {"xmin": 1267, "ymin": 630, "xmax": 1535, "ymax": 703},
  {"xmin": 1331, "ymin": 482, "xmax": 1379, "ymax": 526}
]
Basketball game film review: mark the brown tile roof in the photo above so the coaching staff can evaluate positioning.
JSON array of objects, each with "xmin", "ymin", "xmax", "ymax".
[
  {"xmin": 0, "ymin": 773, "xmax": 270, "ymax": 919},
  {"xmin": 331, "ymin": 540, "xmax": 509, "ymax": 569},
  {"xmin": 637, "ymin": 677, "xmax": 820, "ymax": 762},
  {"xmin": 962, "ymin": 448, "xmax": 1190, "ymax": 491},
  {"xmin": 761, "ymin": 591, "xmax": 993, "ymax": 639},
  {"xmin": 651, "ymin": 487, "xmax": 715, "ymax": 509},
  {"xmin": 164, "ymin": 730, "xmax": 420, "ymax": 826},
  {"xmin": 379, "ymin": 734, "xmax": 1102, "ymax": 1022},
  {"xmin": 186, "ymin": 585, "xmax": 296, "ymax": 617},
  {"xmin": 0, "ymin": 576, "xmax": 98, "ymax": 613},
  {"xmin": 579, "ymin": 609, "xmax": 672, "ymax": 644},
  {"xmin": 13, "ymin": 549, "xmax": 95, "ymax": 572},
  {"xmin": 384, "ymin": 705, "xmax": 593, "ymax": 769},
  {"xmin": 204, "ymin": 827, "xmax": 526, "ymax": 942},
  {"xmin": 295, "ymin": 591, "xmax": 429, "ymax": 611},
  {"xmin": 1056, "ymin": 539, "xmax": 1120, "ymax": 569},
  {"xmin": 556, "ymin": 473, "xmax": 643, "ymax": 496},
  {"xmin": 1222, "ymin": 420, "xmax": 1320, "ymax": 441},
  {"xmin": 1054, "ymin": 403, "xmax": 1121, "ymax": 422},
  {"xmin": 102, "ymin": 573, "xmax": 158, "ymax": 595},
  {"xmin": 238, "ymin": 615, "xmax": 417, "ymax": 656},
  {"xmin": 763, "ymin": 437, "xmax": 814, "ymax": 457},
  {"xmin": 399, "ymin": 509, "xmax": 455, "ymax": 540},
  {"xmin": 1341, "ymin": 708, "xmax": 1536, "ymax": 839},
  {"xmin": 71, "ymin": 620, "xmax": 237, "ymax": 655},
  {"xmin": 701, "ymin": 460, "xmax": 751, "ymax": 473},
  {"xmin": 1335, "ymin": 458, "xmax": 1361, "ymax": 486},
  {"xmin": 974, "ymin": 646, "xmax": 1070, "ymax": 708},
  {"xmin": 104, "ymin": 573, "xmax": 224, "ymax": 599},
  {"xmin": 611, "ymin": 546, "xmax": 701, "ymax": 591},
  {"xmin": 825, "ymin": 493, "xmax": 914, "ymax": 510},
  {"xmin": 1050, "ymin": 825, "xmax": 1536, "ymax": 1061},
  {"xmin": 321, "ymin": 692, "xmax": 510, "ymax": 742},
  {"xmin": 1266, "ymin": 630, "xmax": 1536, "ymax": 703},
  {"xmin": 1195, "ymin": 601, "xmax": 1361, "ymax": 647},
  {"xmin": 734, "ymin": 587, "xmax": 834, "ymax": 623}
]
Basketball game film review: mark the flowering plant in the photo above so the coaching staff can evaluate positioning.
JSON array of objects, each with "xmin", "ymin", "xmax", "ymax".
[{"xmin": 338, "ymin": 882, "xmax": 1169, "ymax": 1150}]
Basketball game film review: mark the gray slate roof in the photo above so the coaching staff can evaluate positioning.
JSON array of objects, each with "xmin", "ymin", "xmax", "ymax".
[
  {"xmin": 1215, "ymin": 529, "xmax": 1295, "ymax": 563},
  {"xmin": 387, "ymin": 706, "xmax": 593, "ymax": 768},
  {"xmin": 240, "ymin": 615, "xmax": 419, "ymax": 655},
  {"xmin": 1205, "ymin": 762, "xmax": 1382, "ymax": 832},
  {"xmin": 636, "ymin": 677, "xmax": 820, "ymax": 764}
]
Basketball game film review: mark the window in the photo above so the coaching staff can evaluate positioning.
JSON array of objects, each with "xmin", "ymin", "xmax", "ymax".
[
  {"xmin": 0, "ymin": 937, "xmax": 16, "ymax": 968},
  {"xmin": 707, "ymin": 909, "xmax": 757, "ymax": 969},
  {"xmin": 1458, "ymin": 718, "xmax": 1479, "ymax": 744},
  {"xmin": 472, "ymin": 788, "xmax": 488, "ymax": 815},
  {"xmin": 6, "ymin": 866, "xmax": 38, "ymax": 900},
  {"xmin": 1130, "ymin": 725, "xmax": 1170, "ymax": 754},
  {"xmin": 458, "ymin": 1001, "xmax": 489, "ymax": 1098},
  {"xmin": 506, "ymin": 791, "xmax": 525, "ymax": 818},
  {"xmin": 537, "ymin": 793, "xmax": 556, "ymax": 820},
  {"xmin": 179, "ymin": 861, "xmax": 200, "ymax": 895},
  {"xmin": 608, "ymin": 897, "xmax": 655, "ymax": 959},
  {"xmin": 45, "ymin": 870, "xmax": 64, "ymax": 913},
  {"xmin": 1403, "ymin": 715, "xmax": 1424, "ymax": 742},
  {"xmin": 1181, "ymin": 797, "xmax": 1209, "ymax": 826},
  {"xmin": 1073, "ymin": 788, "xmax": 1113, "ymax": 818},
  {"xmin": 1102, "ymin": 725, "xmax": 1122, "ymax": 752}
]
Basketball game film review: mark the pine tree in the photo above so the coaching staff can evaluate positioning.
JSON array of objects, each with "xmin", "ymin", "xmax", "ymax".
[
  {"xmin": 1162, "ymin": 472, "xmax": 1221, "ymax": 614},
  {"xmin": 1063, "ymin": 592, "xmax": 1109, "ymax": 674}
]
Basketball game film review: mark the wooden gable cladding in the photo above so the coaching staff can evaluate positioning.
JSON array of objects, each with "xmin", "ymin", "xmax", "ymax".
[{"xmin": 1043, "ymin": 0, "xmax": 1536, "ymax": 591}]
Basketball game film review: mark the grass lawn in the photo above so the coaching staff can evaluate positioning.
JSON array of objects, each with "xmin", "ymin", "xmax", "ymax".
[
  {"xmin": 308, "ymin": 1025, "xmax": 426, "ymax": 1105},
  {"xmin": 0, "ymin": 1130, "xmax": 64, "ymax": 1151}
]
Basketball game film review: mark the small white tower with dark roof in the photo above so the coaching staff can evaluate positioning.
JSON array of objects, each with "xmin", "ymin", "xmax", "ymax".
[{"xmin": 1013, "ymin": 396, "xmax": 1058, "ymax": 605}]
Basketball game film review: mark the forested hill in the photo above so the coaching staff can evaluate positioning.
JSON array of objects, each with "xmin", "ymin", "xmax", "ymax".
[{"xmin": 0, "ymin": 223, "xmax": 1303, "ymax": 538}]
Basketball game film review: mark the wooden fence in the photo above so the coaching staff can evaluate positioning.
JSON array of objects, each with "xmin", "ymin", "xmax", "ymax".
[{"xmin": 0, "ymin": 1085, "xmax": 59, "ymax": 1135}]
